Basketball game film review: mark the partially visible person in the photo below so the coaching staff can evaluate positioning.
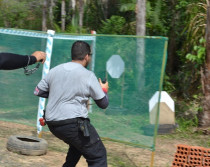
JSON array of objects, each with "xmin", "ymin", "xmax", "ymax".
[{"xmin": 0, "ymin": 51, "xmax": 46, "ymax": 70}]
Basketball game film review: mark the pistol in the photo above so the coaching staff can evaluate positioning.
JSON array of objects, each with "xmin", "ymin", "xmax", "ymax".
[{"xmin": 102, "ymin": 78, "xmax": 107, "ymax": 84}]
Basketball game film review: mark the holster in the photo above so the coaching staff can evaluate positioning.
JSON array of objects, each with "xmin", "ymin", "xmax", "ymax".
[
  {"xmin": 78, "ymin": 118, "xmax": 90, "ymax": 137},
  {"xmin": 43, "ymin": 109, "xmax": 46, "ymax": 119},
  {"xmin": 39, "ymin": 109, "xmax": 46, "ymax": 126}
]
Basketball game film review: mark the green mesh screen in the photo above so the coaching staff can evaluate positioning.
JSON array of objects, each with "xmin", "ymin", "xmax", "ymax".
[
  {"xmin": 0, "ymin": 29, "xmax": 168, "ymax": 150},
  {"xmin": 0, "ymin": 31, "xmax": 45, "ymax": 126}
]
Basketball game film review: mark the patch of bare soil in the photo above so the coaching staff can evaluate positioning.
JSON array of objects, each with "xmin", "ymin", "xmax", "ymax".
[{"xmin": 0, "ymin": 121, "xmax": 208, "ymax": 167}]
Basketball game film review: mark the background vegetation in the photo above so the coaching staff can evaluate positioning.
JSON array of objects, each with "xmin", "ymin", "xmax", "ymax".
[{"xmin": 0, "ymin": 0, "xmax": 209, "ymax": 131}]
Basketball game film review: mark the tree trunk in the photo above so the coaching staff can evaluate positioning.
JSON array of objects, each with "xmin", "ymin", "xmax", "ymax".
[
  {"xmin": 166, "ymin": 0, "xmax": 177, "ymax": 74},
  {"xmin": 136, "ymin": 0, "xmax": 146, "ymax": 91},
  {"xmin": 49, "ymin": 0, "xmax": 55, "ymax": 28},
  {"xmin": 71, "ymin": 0, "xmax": 76, "ymax": 23},
  {"xmin": 79, "ymin": 0, "xmax": 84, "ymax": 32},
  {"xmin": 61, "ymin": 0, "xmax": 66, "ymax": 31},
  {"xmin": 200, "ymin": 2, "xmax": 210, "ymax": 127},
  {"xmin": 42, "ymin": 0, "xmax": 48, "ymax": 31},
  {"xmin": 102, "ymin": 0, "xmax": 108, "ymax": 19},
  {"xmin": 136, "ymin": 0, "xmax": 145, "ymax": 36}
]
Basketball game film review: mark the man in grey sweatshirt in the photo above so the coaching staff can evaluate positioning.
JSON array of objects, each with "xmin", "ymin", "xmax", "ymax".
[{"xmin": 34, "ymin": 41, "xmax": 109, "ymax": 167}]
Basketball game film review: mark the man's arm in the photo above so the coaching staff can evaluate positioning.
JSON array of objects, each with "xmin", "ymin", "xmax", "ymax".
[
  {"xmin": 94, "ymin": 93, "xmax": 109, "ymax": 109},
  {"xmin": 34, "ymin": 80, "xmax": 49, "ymax": 98},
  {"xmin": 0, "ymin": 51, "xmax": 46, "ymax": 70},
  {"xmin": 34, "ymin": 86, "xmax": 49, "ymax": 98},
  {"xmin": 89, "ymin": 75, "xmax": 109, "ymax": 109},
  {"xmin": 34, "ymin": 74, "xmax": 50, "ymax": 98}
]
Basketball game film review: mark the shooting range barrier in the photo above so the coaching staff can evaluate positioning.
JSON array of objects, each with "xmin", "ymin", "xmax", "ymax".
[{"xmin": 0, "ymin": 28, "xmax": 168, "ymax": 166}]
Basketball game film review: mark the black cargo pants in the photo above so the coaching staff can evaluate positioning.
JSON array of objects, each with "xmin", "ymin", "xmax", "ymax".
[{"xmin": 48, "ymin": 118, "xmax": 107, "ymax": 167}]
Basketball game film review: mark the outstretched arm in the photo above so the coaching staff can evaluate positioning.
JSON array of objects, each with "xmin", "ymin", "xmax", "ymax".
[{"xmin": 0, "ymin": 51, "xmax": 46, "ymax": 70}]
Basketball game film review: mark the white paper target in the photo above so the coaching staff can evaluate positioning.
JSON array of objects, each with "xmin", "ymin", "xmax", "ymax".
[{"xmin": 106, "ymin": 55, "xmax": 125, "ymax": 78}]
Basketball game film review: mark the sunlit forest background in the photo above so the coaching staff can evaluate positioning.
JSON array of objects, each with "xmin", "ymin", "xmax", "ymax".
[{"xmin": 0, "ymin": 0, "xmax": 209, "ymax": 129}]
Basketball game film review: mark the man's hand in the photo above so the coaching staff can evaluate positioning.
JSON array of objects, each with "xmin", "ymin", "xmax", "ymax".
[
  {"xmin": 99, "ymin": 78, "xmax": 109, "ymax": 93},
  {"xmin": 31, "ymin": 51, "xmax": 46, "ymax": 64}
]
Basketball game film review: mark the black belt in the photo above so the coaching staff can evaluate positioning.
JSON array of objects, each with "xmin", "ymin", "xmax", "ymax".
[{"xmin": 46, "ymin": 117, "xmax": 89, "ymax": 126}]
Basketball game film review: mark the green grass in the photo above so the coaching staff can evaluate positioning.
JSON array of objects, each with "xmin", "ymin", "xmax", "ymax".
[
  {"xmin": 158, "ymin": 127, "xmax": 210, "ymax": 148},
  {"xmin": 89, "ymin": 109, "xmax": 154, "ymax": 148},
  {"xmin": 107, "ymin": 152, "xmax": 138, "ymax": 167}
]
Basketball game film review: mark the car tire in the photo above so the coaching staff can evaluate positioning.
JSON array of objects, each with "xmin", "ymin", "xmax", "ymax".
[{"xmin": 7, "ymin": 135, "xmax": 48, "ymax": 156}]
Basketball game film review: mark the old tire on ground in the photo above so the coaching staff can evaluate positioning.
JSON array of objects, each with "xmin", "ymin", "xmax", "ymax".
[{"xmin": 7, "ymin": 135, "xmax": 48, "ymax": 156}]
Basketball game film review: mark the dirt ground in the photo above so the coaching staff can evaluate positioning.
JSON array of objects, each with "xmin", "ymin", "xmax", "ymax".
[{"xmin": 0, "ymin": 121, "xmax": 209, "ymax": 167}]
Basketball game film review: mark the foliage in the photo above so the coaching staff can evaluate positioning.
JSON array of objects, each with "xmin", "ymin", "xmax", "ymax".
[
  {"xmin": 0, "ymin": 0, "xmax": 28, "ymax": 28},
  {"xmin": 98, "ymin": 15, "xmax": 126, "ymax": 35},
  {"xmin": 65, "ymin": 15, "xmax": 87, "ymax": 34},
  {"xmin": 175, "ymin": 63, "xmax": 202, "ymax": 99},
  {"xmin": 160, "ymin": 126, "xmax": 210, "ymax": 148},
  {"xmin": 177, "ymin": 0, "xmax": 207, "ymax": 67},
  {"xmin": 176, "ymin": 117, "xmax": 198, "ymax": 132},
  {"xmin": 119, "ymin": 0, "xmax": 169, "ymax": 36},
  {"xmin": 0, "ymin": 0, "xmax": 42, "ymax": 29},
  {"xmin": 165, "ymin": 0, "xmax": 206, "ymax": 106},
  {"xmin": 174, "ymin": 92, "xmax": 203, "ymax": 133},
  {"xmin": 163, "ymin": 74, "xmax": 176, "ymax": 93},
  {"xmin": 146, "ymin": 0, "xmax": 168, "ymax": 36},
  {"xmin": 183, "ymin": 0, "xmax": 207, "ymax": 52},
  {"xmin": 164, "ymin": 0, "xmax": 198, "ymax": 62},
  {"xmin": 186, "ymin": 38, "xmax": 206, "ymax": 67},
  {"xmin": 120, "ymin": 0, "xmax": 136, "ymax": 12},
  {"xmin": 172, "ymin": 0, "xmax": 207, "ymax": 102},
  {"xmin": 83, "ymin": 0, "xmax": 104, "ymax": 32},
  {"xmin": 53, "ymin": 23, "xmax": 62, "ymax": 33},
  {"xmin": 0, "ymin": 0, "xmax": 208, "ymax": 129}
]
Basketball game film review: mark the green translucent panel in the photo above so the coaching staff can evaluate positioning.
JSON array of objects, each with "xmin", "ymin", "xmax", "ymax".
[
  {"xmin": 90, "ymin": 36, "xmax": 167, "ymax": 148},
  {"xmin": 0, "ymin": 33, "xmax": 45, "ymax": 125},
  {"xmin": 0, "ymin": 29, "xmax": 168, "ymax": 150}
]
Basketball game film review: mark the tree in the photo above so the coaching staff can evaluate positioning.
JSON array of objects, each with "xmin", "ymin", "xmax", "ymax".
[
  {"xmin": 49, "ymin": 0, "xmax": 55, "ymax": 28},
  {"xmin": 184, "ymin": 0, "xmax": 207, "ymax": 53},
  {"xmin": 136, "ymin": 0, "xmax": 146, "ymax": 91},
  {"xmin": 165, "ymin": 0, "xmax": 178, "ymax": 74},
  {"xmin": 183, "ymin": 0, "xmax": 210, "ymax": 127},
  {"xmin": 101, "ymin": 0, "xmax": 109, "ymax": 19},
  {"xmin": 61, "ymin": 0, "xmax": 66, "ymax": 31},
  {"xmin": 84, "ymin": 0, "xmax": 104, "ymax": 31},
  {"xmin": 201, "ymin": 0, "xmax": 210, "ymax": 127},
  {"xmin": 78, "ymin": 0, "xmax": 85, "ymax": 31},
  {"xmin": 136, "ymin": 0, "xmax": 146, "ymax": 36},
  {"xmin": 98, "ymin": 15, "xmax": 126, "ymax": 34},
  {"xmin": 69, "ymin": 0, "xmax": 76, "ymax": 24},
  {"xmin": 42, "ymin": 0, "xmax": 48, "ymax": 31},
  {"xmin": 0, "ymin": 0, "xmax": 31, "ymax": 28}
]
